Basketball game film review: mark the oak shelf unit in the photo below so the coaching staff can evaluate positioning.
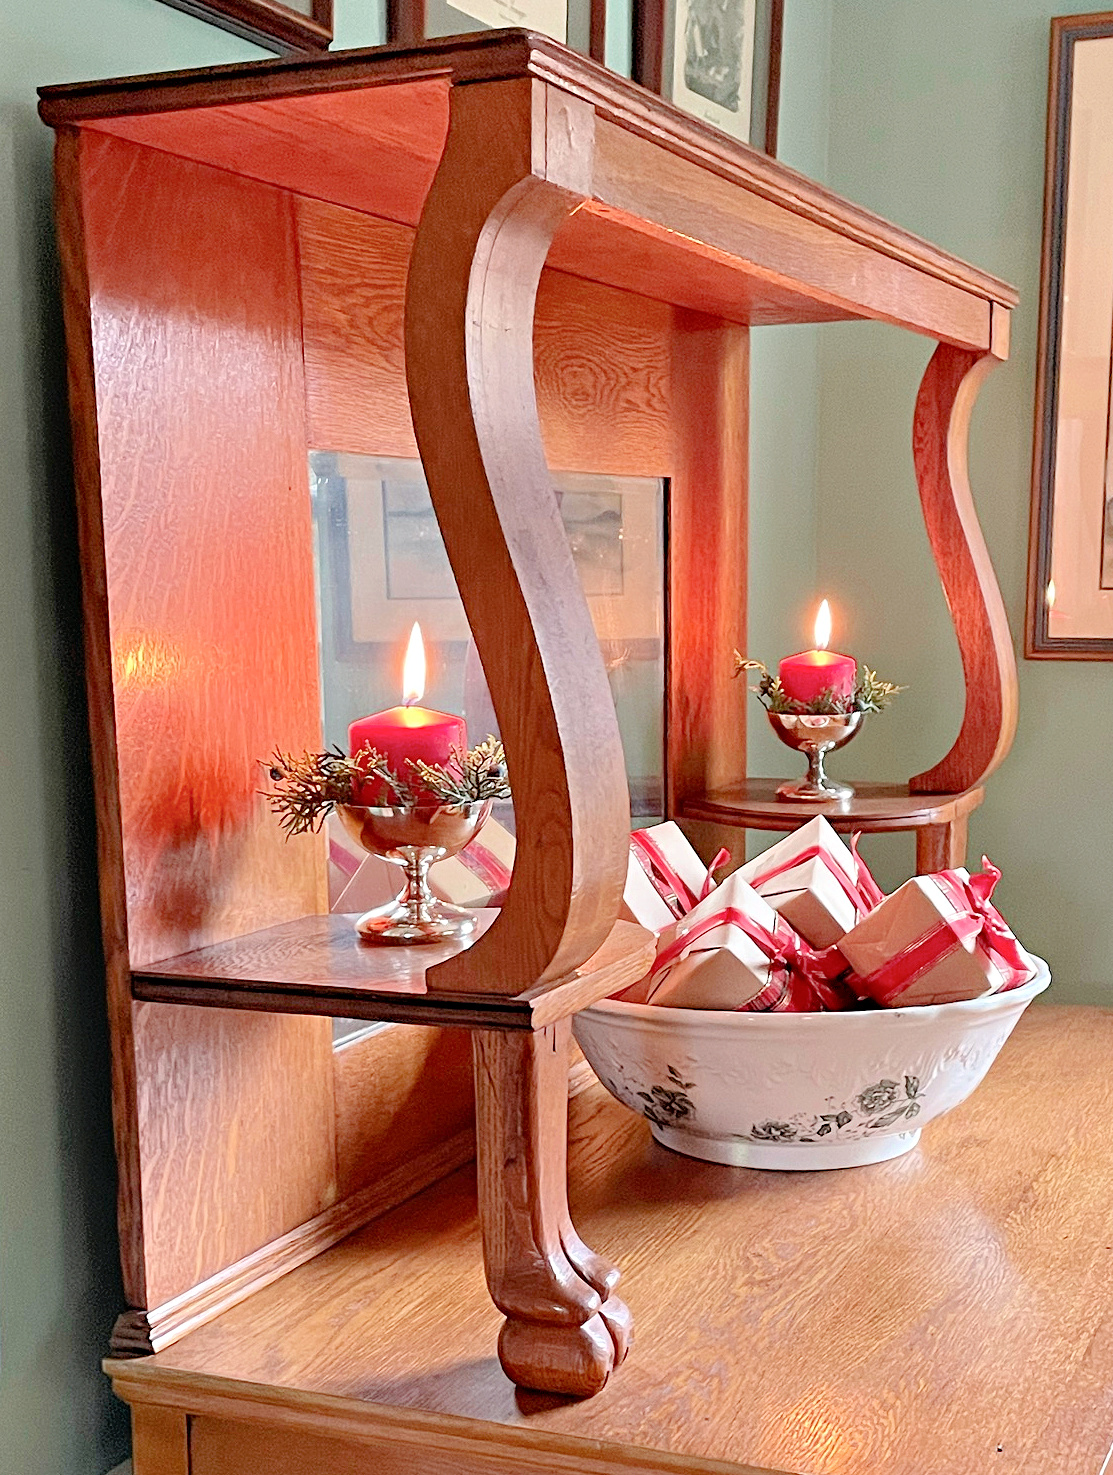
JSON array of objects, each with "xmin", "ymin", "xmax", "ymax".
[{"xmin": 40, "ymin": 28, "xmax": 1022, "ymax": 1471}]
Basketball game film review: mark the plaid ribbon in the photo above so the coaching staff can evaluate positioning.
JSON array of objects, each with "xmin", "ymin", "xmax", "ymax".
[
  {"xmin": 456, "ymin": 841, "xmax": 512, "ymax": 900},
  {"xmin": 650, "ymin": 905, "xmax": 851, "ymax": 1012}
]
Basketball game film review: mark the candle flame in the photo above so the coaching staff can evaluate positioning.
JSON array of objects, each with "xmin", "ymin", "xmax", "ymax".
[
  {"xmin": 402, "ymin": 622, "xmax": 426, "ymax": 706},
  {"xmin": 1046, "ymin": 578, "xmax": 1056, "ymax": 610},
  {"xmin": 814, "ymin": 599, "xmax": 832, "ymax": 652}
]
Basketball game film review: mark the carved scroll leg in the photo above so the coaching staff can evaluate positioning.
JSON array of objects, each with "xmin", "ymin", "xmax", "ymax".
[{"xmin": 473, "ymin": 1019, "xmax": 630, "ymax": 1395}]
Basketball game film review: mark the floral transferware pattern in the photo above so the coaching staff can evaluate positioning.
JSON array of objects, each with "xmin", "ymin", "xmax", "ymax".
[{"xmin": 637, "ymin": 1068, "xmax": 925, "ymax": 1143}]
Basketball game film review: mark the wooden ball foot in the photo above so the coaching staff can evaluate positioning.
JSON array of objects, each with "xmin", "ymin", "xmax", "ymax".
[{"xmin": 498, "ymin": 1310, "xmax": 615, "ymax": 1397}]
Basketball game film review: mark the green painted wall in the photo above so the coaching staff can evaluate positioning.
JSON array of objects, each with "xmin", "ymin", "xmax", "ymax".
[
  {"xmin": 1, "ymin": 10, "xmax": 266, "ymax": 1473},
  {"xmin": 812, "ymin": 2, "xmax": 1107, "ymax": 1002}
]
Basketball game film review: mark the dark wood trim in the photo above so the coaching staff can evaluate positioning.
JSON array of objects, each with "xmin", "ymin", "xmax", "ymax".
[
  {"xmin": 156, "ymin": 0, "xmax": 333, "ymax": 55},
  {"xmin": 631, "ymin": 0, "xmax": 665, "ymax": 93},
  {"xmin": 1026, "ymin": 12, "xmax": 1113, "ymax": 658},
  {"xmin": 386, "ymin": 0, "xmax": 425, "ymax": 47},
  {"xmin": 764, "ymin": 0, "xmax": 784, "ymax": 157},
  {"xmin": 588, "ymin": 0, "xmax": 607, "ymax": 64}
]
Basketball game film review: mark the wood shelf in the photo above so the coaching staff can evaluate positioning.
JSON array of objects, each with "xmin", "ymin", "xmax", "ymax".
[
  {"xmin": 683, "ymin": 778, "xmax": 985, "ymax": 834},
  {"xmin": 133, "ymin": 915, "xmax": 656, "ymax": 1031},
  {"xmin": 108, "ymin": 1007, "xmax": 1113, "ymax": 1475}
]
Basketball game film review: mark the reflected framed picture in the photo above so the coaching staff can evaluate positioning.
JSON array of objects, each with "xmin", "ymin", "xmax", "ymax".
[
  {"xmin": 388, "ymin": 0, "xmax": 605, "ymax": 63},
  {"xmin": 1028, "ymin": 13, "xmax": 1113, "ymax": 657},
  {"xmin": 310, "ymin": 452, "xmax": 666, "ymax": 822},
  {"xmin": 633, "ymin": 0, "xmax": 782, "ymax": 153},
  {"xmin": 155, "ymin": 0, "xmax": 332, "ymax": 52}
]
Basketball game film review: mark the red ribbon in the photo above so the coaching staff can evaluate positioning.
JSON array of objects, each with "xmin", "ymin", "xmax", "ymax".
[
  {"xmin": 650, "ymin": 905, "xmax": 850, "ymax": 1011},
  {"xmin": 630, "ymin": 831, "xmax": 729, "ymax": 917},
  {"xmin": 854, "ymin": 858, "xmax": 1031, "ymax": 1005},
  {"xmin": 458, "ymin": 841, "xmax": 512, "ymax": 900},
  {"xmin": 749, "ymin": 833, "xmax": 884, "ymax": 916}
]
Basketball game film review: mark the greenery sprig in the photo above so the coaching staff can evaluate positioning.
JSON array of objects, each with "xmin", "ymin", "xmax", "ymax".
[
  {"xmin": 733, "ymin": 655, "xmax": 905, "ymax": 716},
  {"xmin": 263, "ymin": 737, "xmax": 511, "ymax": 838}
]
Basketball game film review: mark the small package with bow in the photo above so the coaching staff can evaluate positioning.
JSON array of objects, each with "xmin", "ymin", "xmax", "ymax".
[
  {"xmin": 641, "ymin": 872, "xmax": 853, "ymax": 1012},
  {"xmin": 620, "ymin": 822, "xmax": 729, "ymax": 934},
  {"xmin": 738, "ymin": 815, "xmax": 884, "ymax": 949},
  {"xmin": 837, "ymin": 858, "xmax": 1037, "ymax": 1007}
]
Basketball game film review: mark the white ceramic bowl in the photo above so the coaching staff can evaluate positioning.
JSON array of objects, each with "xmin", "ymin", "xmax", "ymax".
[{"xmin": 573, "ymin": 961, "xmax": 1050, "ymax": 1170}]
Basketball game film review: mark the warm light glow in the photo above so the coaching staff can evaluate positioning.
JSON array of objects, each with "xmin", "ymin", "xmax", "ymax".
[
  {"xmin": 402, "ymin": 622, "xmax": 426, "ymax": 706},
  {"xmin": 813, "ymin": 599, "xmax": 832, "ymax": 652},
  {"xmin": 1046, "ymin": 578, "xmax": 1057, "ymax": 610}
]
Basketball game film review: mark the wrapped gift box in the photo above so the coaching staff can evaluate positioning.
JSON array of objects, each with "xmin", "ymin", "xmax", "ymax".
[
  {"xmin": 838, "ymin": 860, "xmax": 1036, "ymax": 1007},
  {"xmin": 739, "ymin": 815, "xmax": 883, "ymax": 949},
  {"xmin": 429, "ymin": 819, "xmax": 515, "ymax": 908},
  {"xmin": 644, "ymin": 873, "xmax": 850, "ymax": 1012},
  {"xmin": 621, "ymin": 821, "xmax": 728, "ymax": 933}
]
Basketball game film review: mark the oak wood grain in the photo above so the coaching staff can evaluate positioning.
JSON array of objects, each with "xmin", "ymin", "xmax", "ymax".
[
  {"xmin": 473, "ymin": 1019, "xmax": 629, "ymax": 1396},
  {"xmin": 80, "ymin": 130, "xmax": 325, "ymax": 964},
  {"xmin": 36, "ymin": 34, "xmax": 1016, "ymax": 304},
  {"xmin": 131, "ymin": 1403, "xmax": 190, "ymax": 1475},
  {"xmin": 909, "ymin": 345, "xmax": 1019, "ymax": 793},
  {"xmin": 667, "ymin": 313, "xmax": 748, "ymax": 833},
  {"xmin": 333, "ymin": 1023, "xmax": 474, "ymax": 1200},
  {"xmin": 406, "ymin": 77, "xmax": 631, "ymax": 994},
  {"xmin": 297, "ymin": 197, "xmax": 672, "ymax": 474},
  {"xmin": 133, "ymin": 915, "xmax": 656, "ymax": 1030},
  {"xmin": 112, "ymin": 1126, "xmax": 476, "ymax": 1354},
  {"xmin": 110, "ymin": 1008, "xmax": 1113, "ymax": 1475},
  {"xmin": 53, "ymin": 126, "xmax": 147, "ymax": 1302}
]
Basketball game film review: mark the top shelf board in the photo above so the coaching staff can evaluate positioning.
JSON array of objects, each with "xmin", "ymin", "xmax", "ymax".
[{"xmin": 39, "ymin": 31, "xmax": 1016, "ymax": 346}]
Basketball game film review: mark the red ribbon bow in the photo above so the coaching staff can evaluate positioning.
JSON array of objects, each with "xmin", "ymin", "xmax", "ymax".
[
  {"xmin": 932, "ymin": 859, "xmax": 1031, "ymax": 980},
  {"xmin": 650, "ymin": 905, "xmax": 851, "ymax": 1012},
  {"xmin": 854, "ymin": 858, "xmax": 1031, "ymax": 1005},
  {"xmin": 630, "ymin": 831, "xmax": 730, "ymax": 918}
]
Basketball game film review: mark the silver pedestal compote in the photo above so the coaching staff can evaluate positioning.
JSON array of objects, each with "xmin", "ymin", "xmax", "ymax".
[
  {"xmin": 768, "ymin": 711, "xmax": 864, "ymax": 802},
  {"xmin": 337, "ymin": 798, "xmax": 493, "ymax": 943}
]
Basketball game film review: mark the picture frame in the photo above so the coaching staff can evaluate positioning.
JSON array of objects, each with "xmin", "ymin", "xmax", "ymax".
[
  {"xmin": 1027, "ymin": 12, "xmax": 1113, "ymax": 658},
  {"xmin": 633, "ymin": 0, "xmax": 782, "ymax": 154},
  {"xmin": 155, "ymin": 0, "xmax": 332, "ymax": 53},
  {"xmin": 387, "ymin": 0, "xmax": 605, "ymax": 64}
]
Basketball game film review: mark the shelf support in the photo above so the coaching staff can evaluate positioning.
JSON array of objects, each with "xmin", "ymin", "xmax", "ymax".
[
  {"xmin": 474, "ymin": 1020, "xmax": 630, "ymax": 1396},
  {"xmin": 406, "ymin": 77, "xmax": 630, "ymax": 997},
  {"xmin": 910, "ymin": 337, "xmax": 1018, "ymax": 794}
]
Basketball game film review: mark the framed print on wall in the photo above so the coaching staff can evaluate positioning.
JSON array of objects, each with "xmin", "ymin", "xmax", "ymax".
[
  {"xmin": 388, "ymin": 0, "xmax": 606, "ymax": 63},
  {"xmin": 1028, "ymin": 12, "xmax": 1113, "ymax": 657},
  {"xmin": 155, "ymin": 0, "xmax": 332, "ymax": 53},
  {"xmin": 633, "ymin": 0, "xmax": 782, "ymax": 154}
]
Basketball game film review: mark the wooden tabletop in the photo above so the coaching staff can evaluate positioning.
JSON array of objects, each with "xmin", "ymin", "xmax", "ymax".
[{"xmin": 111, "ymin": 1005, "xmax": 1113, "ymax": 1475}]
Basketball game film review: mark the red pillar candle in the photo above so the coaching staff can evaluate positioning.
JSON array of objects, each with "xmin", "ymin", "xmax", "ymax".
[
  {"xmin": 778, "ymin": 600, "xmax": 857, "ymax": 706},
  {"xmin": 348, "ymin": 624, "xmax": 466, "ymax": 802}
]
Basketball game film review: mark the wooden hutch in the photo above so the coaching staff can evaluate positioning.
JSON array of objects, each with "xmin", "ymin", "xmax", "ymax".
[{"xmin": 37, "ymin": 31, "xmax": 1053, "ymax": 1475}]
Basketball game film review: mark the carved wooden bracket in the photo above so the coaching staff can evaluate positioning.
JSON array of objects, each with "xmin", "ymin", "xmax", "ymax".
[
  {"xmin": 910, "ymin": 340, "xmax": 1018, "ymax": 795},
  {"xmin": 406, "ymin": 78, "xmax": 630, "ymax": 995}
]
